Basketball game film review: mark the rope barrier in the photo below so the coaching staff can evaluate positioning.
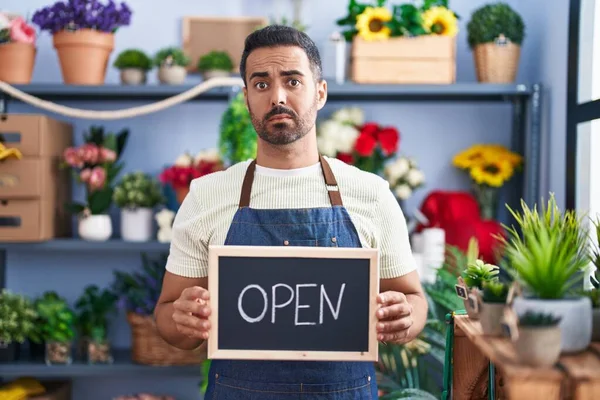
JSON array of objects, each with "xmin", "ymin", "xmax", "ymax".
[{"xmin": 0, "ymin": 77, "xmax": 245, "ymax": 120}]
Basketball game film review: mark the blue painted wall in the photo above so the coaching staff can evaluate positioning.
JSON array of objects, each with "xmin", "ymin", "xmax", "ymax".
[{"xmin": 2, "ymin": 0, "xmax": 568, "ymax": 399}]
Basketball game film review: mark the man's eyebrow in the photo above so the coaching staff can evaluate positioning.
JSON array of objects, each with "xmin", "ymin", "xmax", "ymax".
[
  {"xmin": 248, "ymin": 70, "xmax": 305, "ymax": 80},
  {"xmin": 281, "ymin": 70, "xmax": 304, "ymax": 76}
]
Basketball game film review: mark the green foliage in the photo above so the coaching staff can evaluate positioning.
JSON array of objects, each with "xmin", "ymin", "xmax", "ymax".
[
  {"xmin": 154, "ymin": 47, "xmax": 190, "ymax": 67},
  {"xmin": 113, "ymin": 49, "xmax": 153, "ymax": 70},
  {"xmin": 482, "ymin": 280, "xmax": 508, "ymax": 303},
  {"xmin": 34, "ymin": 291, "xmax": 76, "ymax": 343},
  {"xmin": 219, "ymin": 91, "xmax": 258, "ymax": 165},
  {"xmin": 589, "ymin": 216, "xmax": 600, "ymax": 274},
  {"xmin": 498, "ymin": 193, "xmax": 590, "ymax": 300},
  {"xmin": 518, "ymin": 310, "xmax": 561, "ymax": 327},
  {"xmin": 466, "ymin": 2, "xmax": 525, "ymax": 49},
  {"xmin": 0, "ymin": 289, "xmax": 37, "ymax": 344},
  {"xmin": 267, "ymin": 17, "xmax": 308, "ymax": 32},
  {"xmin": 197, "ymin": 51, "xmax": 233, "ymax": 72},
  {"xmin": 113, "ymin": 171, "xmax": 165, "ymax": 209},
  {"xmin": 75, "ymin": 285, "xmax": 118, "ymax": 342},
  {"xmin": 462, "ymin": 259, "xmax": 499, "ymax": 290}
]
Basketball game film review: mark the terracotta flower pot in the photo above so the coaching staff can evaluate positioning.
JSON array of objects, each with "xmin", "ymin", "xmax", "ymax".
[
  {"xmin": 52, "ymin": 29, "xmax": 114, "ymax": 85},
  {"xmin": 514, "ymin": 326, "xmax": 561, "ymax": 367},
  {"xmin": 175, "ymin": 186, "xmax": 189, "ymax": 204},
  {"xmin": 0, "ymin": 42, "xmax": 36, "ymax": 84}
]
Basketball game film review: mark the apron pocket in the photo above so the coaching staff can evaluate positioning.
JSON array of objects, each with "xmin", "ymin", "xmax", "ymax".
[
  {"xmin": 284, "ymin": 237, "xmax": 339, "ymax": 248},
  {"xmin": 212, "ymin": 374, "xmax": 301, "ymax": 399},
  {"xmin": 301, "ymin": 375, "xmax": 374, "ymax": 400}
]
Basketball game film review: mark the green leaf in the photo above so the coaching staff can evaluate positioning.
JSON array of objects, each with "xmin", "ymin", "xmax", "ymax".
[{"xmin": 88, "ymin": 187, "xmax": 113, "ymax": 215}]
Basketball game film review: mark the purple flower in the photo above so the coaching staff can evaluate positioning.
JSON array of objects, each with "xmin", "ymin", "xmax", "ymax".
[{"xmin": 32, "ymin": 0, "xmax": 132, "ymax": 34}]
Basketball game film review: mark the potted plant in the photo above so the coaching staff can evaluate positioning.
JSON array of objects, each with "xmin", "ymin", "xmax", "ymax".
[
  {"xmin": 32, "ymin": 0, "xmax": 132, "ymax": 85},
  {"xmin": 499, "ymin": 193, "xmax": 593, "ymax": 353},
  {"xmin": 478, "ymin": 280, "xmax": 509, "ymax": 336},
  {"xmin": 35, "ymin": 291, "xmax": 76, "ymax": 365},
  {"xmin": 0, "ymin": 289, "xmax": 37, "ymax": 362},
  {"xmin": 75, "ymin": 285, "xmax": 118, "ymax": 364},
  {"xmin": 61, "ymin": 126, "xmax": 129, "ymax": 241},
  {"xmin": 458, "ymin": 252, "xmax": 499, "ymax": 320},
  {"xmin": 588, "ymin": 270, "xmax": 600, "ymax": 341},
  {"xmin": 113, "ymin": 48, "xmax": 153, "ymax": 85},
  {"xmin": 513, "ymin": 311, "xmax": 561, "ymax": 367},
  {"xmin": 197, "ymin": 50, "xmax": 233, "ymax": 80},
  {"xmin": 113, "ymin": 171, "xmax": 166, "ymax": 242},
  {"xmin": 466, "ymin": 2, "xmax": 525, "ymax": 83},
  {"xmin": 219, "ymin": 91, "xmax": 258, "ymax": 166},
  {"xmin": 154, "ymin": 47, "xmax": 189, "ymax": 84},
  {"xmin": 0, "ymin": 12, "xmax": 37, "ymax": 84}
]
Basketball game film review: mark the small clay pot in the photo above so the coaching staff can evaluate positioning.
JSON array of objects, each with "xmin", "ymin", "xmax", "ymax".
[
  {"xmin": 0, "ymin": 42, "xmax": 36, "ymax": 84},
  {"xmin": 120, "ymin": 68, "xmax": 147, "ymax": 85},
  {"xmin": 463, "ymin": 295, "xmax": 480, "ymax": 320},
  {"xmin": 158, "ymin": 65, "xmax": 187, "ymax": 84},
  {"xmin": 515, "ymin": 326, "xmax": 561, "ymax": 367},
  {"xmin": 479, "ymin": 302, "xmax": 505, "ymax": 336},
  {"xmin": 45, "ymin": 341, "xmax": 72, "ymax": 365},
  {"xmin": 87, "ymin": 340, "xmax": 113, "ymax": 364},
  {"xmin": 202, "ymin": 69, "xmax": 230, "ymax": 80}
]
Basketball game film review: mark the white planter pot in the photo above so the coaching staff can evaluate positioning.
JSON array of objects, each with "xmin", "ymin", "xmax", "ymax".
[
  {"xmin": 513, "ymin": 296, "xmax": 592, "ymax": 353},
  {"xmin": 158, "ymin": 65, "xmax": 187, "ymax": 84},
  {"xmin": 514, "ymin": 326, "xmax": 561, "ymax": 367},
  {"xmin": 78, "ymin": 214, "xmax": 112, "ymax": 242},
  {"xmin": 120, "ymin": 68, "xmax": 147, "ymax": 85},
  {"xmin": 202, "ymin": 69, "xmax": 230, "ymax": 80},
  {"xmin": 120, "ymin": 208, "xmax": 154, "ymax": 242},
  {"xmin": 480, "ymin": 302, "xmax": 505, "ymax": 336}
]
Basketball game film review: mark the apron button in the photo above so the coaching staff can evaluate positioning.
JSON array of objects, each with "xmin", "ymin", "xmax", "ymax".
[
  {"xmin": 331, "ymin": 237, "xmax": 337, "ymax": 243},
  {"xmin": 284, "ymin": 240, "xmax": 289, "ymax": 245}
]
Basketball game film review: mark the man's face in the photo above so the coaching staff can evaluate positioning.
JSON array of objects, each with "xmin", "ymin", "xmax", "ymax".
[{"xmin": 243, "ymin": 46, "xmax": 327, "ymax": 146}]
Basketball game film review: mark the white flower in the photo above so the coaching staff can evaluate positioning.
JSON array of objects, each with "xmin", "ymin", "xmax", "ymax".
[
  {"xmin": 394, "ymin": 184, "xmax": 412, "ymax": 200},
  {"xmin": 195, "ymin": 148, "xmax": 220, "ymax": 164},
  {"xmin": 174, "ymin": 153, "xmax": 193, "ymax": 167},
  {"xmin": 331, "ymin": 107, "xmax": 364, "ymax": 126},
  {"xmin": 318, "ymin": 119, "xmax": 359, "ymax": 154},
  {"xmin": 0, "ymin": 13, "xmax": 11, "ymax": 30},
  {"xmin": 385, "ymin": 157, "xmax": 410, "ymax": 182},
  {"xmin": 317, "ymin": 136, "xmax": 338, "ymax": 157},
  {"xmin": 406, "ymin": 168, "xmax": 425, "ymax": 187}
]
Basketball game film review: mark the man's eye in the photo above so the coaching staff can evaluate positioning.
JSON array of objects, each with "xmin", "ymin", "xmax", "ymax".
[
  {"xmin": 290, "ymin": 79, "xmax": 300, "ymax": 86},
  {"xmin": 255, "ymin": 82, "xmax": 267, "ymax": 89}
]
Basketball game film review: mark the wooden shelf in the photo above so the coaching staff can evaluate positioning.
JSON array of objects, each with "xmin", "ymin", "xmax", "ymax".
[
  {"xmin": 0, "ymin": 239, "xmax": 170, "ymax": 252},
  {"xmin": 0, "ymin": 349, "xmax": 202, "ymax": 378},
  {"xmin": 452, "ymin": 314, "xmax": 600, "ymax": 399}
]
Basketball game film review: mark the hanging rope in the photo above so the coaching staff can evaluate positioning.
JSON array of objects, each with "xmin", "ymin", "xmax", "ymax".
[{"xmin": 0, "ymin": 76, "xmax": 245, "ymax": 120}]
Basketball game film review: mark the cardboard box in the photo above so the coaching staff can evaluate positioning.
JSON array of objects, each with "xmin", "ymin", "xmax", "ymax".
[
  {"xmin": 0, "ymin": 114, "xmax": 72, "ymax": 157},
  {"xmin": 350, "ymin": 35, "xmax": 456, "ymax": 84}
]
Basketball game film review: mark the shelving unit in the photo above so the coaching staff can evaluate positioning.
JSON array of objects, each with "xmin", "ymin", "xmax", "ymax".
[{"xmin": 0, "ymin": 81, "xmax": 543, "ymax": 379}]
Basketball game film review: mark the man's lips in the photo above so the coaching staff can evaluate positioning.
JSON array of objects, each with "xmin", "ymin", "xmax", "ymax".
[{"xmin": 268, "ymin": 114, "xmax": 292, "ymax": 121}]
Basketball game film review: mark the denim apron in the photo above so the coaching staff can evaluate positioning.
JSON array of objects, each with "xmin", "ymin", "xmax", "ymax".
[{"xmin": 203, "ymin": 155, "xmax": 378, "ymax": 399}]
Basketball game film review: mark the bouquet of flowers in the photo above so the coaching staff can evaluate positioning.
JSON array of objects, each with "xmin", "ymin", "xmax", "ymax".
[
  {"xmin": 317, "ymin": 106, "xmax": 400, "ymax": 174},
  {"xmin": 383, "ymin": 156, "xmax": 425, "ymax": 201},
  {"xmin": 159, "ymin": 148, "xmax": 224, "ymax": 203},
  {"xmin": 452, "ymin": 143, "xmax": 523, "ymax": 220},
  {"xmin": 62, "ymin": 126, "xmax": 129, "ymax": 216},
  {"xmin": 32, "ymin": 0, "xmax": 132, "ymax": 34},
  {"xmin": 0, "ymin": 13, "xmax": 36, "ymax": 44}
]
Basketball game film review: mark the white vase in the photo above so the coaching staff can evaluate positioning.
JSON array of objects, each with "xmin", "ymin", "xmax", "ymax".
[
  {"xmin": 158, "ymin": 65, "xmax": 187, "ymax": 84},
  {"xmin": 120, "ymin": 68, "xmax": 147, "ymax": 85},
  {"xmin": 513, "ymin": 296, "xmax": 592, "ymax": 353},
  {"xmin": 78, "ymin": 214, "xmax": 112, "ymax": 242},
  {"xmin": 120, "ymin": 208, "xmax": 154, "ymax": 242}
]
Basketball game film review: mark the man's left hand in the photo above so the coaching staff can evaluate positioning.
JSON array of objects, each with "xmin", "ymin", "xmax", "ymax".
[{"xmin": 376, "ymin": 291, "xmax": 414, "ymax": 344}]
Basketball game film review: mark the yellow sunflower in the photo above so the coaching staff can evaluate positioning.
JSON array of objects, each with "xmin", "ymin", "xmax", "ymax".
[
  {"xmin": 452, "ymin": 144, "xmax": 487, "ymax": 169},
  {"xmin": 421, "ymin": 6, "xmax": 459, "ymax": 37},
  {"xmin": 355, "ymin": 6, "xmax": 392, "ymax": 41},
  {"xmin": 470, "ymin": 158, "xmax": 514, "ymax": 187}
]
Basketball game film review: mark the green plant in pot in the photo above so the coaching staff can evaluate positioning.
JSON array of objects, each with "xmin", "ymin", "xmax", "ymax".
[
  {"xmin": 35, "ymin": 291, "xmax": 76, "ymax": 365},
  {"xmin": 467, "ymin": 2, "xmax": 525, "ymax": 83},
  {"xmin": 0, "ymin": 289, "xmax": 37, "ymax": 362},
  {"xmin": 513, "ymin": 311, "xmax": 561, "ymax": 367},
  {"xmin": 154, "ymin": 47, "xmax": 190, "ymax": 85},
  {"xmin": 477, "ymin": 279, "xmax": 509, "ymax": 336},
  {"xmin": 113, "ymin": 48, "xmax": 153, "ymax": 85},
  {"xmin": 498, "ymin": 193, "xmax": 592, "ymax": 353},
  {"xmin": 219, "ymin": 91, "xmax": 257, "ymax": 166},
  {"xmin": 113, "ymin": 171, "xmax": 165, "ymax": 242},
  {"xmin": 586, "ymin": 216, "xmax": 600, "ymax": 341},
  {"xmin": 197, "ymin": 50, "xmax": 233, "ymax": 80},
  {"xmin": 75, "ymin": 285, "xmax": 118, "ymax": 364}
]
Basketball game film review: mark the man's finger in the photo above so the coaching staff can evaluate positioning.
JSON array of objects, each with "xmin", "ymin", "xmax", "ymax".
[
  {"xmin": 377, "ymin": 316, "xmax": 413, "ymax": 333},
  {"xmin": 378, "ymin": 328, "xmax": 411, "ymax": 343},
  {"xmin": 173, "ymin": 298, "xmax": 203, "ymax": 314},
  {"xmin": 377, "ymin": 303, "xmax": 412, "ymax": 319},
  {"xmin": 175, "ymin": 324, "xmax": 207, "ymax": 339},
  {"xmin": 173, "ymin": 311, "xmax": 210, "ymax": 331},
  {"xmin": 377, "ymin": 291, "xmax": 406, "ymax": 305},
  {"xmin": 183, "ymin": 286, "xmax": 210, "ymax": 301}
]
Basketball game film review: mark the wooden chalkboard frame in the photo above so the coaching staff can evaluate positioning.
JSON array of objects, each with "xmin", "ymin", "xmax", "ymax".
[{"xmin": 207, "ymin": 245, "xmax": 379, "ymax": 362}]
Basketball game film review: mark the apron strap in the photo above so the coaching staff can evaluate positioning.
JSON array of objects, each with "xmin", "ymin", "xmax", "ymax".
[{"xmin": 238, "ymin": 155, "xmax": 343, "ymax": 208}]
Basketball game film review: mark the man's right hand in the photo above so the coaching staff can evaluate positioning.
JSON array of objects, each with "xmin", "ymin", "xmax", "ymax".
[{"xmin": 172, "ymin": 286, "xmax": 212, "ymax": 340}]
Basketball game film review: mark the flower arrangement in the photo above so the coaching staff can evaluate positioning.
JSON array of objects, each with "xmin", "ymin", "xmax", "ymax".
[
  {"xmin": 336, "ymin": 0, "xmax": 459, "ymax": 41},
  {"xmin": 317, "ymin": 106, "xmax": 399, "ymax": 174},
  {"xmin": 113, "ymin": 172, "xmax": 165, "ymax": 210},
  {"xmin": 0, "ymin": 13, "xmax": 36, "ymax": 44},
  {"xmin": 452, "ymin": 143, "xmax": 523, "ymax": 220},
  {"xmin": 62, "ymin": 126, "xmax": 129, "ymax": 216},
  {"xmin": 32, "ymin": 0, "xmax": 132, "ymax": 34},
  {"xmin": 383, "ymin": 156, "xmax": 425, "ymax": 201}
]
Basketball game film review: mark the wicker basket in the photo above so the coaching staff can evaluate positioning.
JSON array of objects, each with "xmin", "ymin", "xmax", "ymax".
[
  {"xmin": 127, "ymin": 312, "xmax": 205, "ymax": 366},
  {"xmin": 473, "ymin": 41, "xmax": 520, "ymax": 83}
]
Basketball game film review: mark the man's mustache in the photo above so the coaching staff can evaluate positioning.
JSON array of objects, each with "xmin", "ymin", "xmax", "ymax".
[{"xmin": 265, "ymin": 106, "xmax": 296, "ymax": 120}]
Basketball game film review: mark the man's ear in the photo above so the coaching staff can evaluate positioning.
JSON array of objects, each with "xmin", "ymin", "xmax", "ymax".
[
  {"xmin": 317, "ymin": 79, "xmax": 328, "ymax": 110},
  {"xmin": 243, "ymin": 86, "xmax": 249, "ymax": 110}
]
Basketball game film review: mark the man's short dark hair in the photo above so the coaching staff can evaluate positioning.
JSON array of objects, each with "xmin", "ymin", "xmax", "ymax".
[{"xmin": 239, "ymin": 25, "xmax": 323, "ymax": 85}]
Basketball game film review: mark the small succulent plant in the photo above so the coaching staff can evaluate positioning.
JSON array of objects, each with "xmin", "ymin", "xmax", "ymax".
[
  {"xmin": 518, "ymin": 310, "xmax": 561, "ymax": 327},
  {"xmin": 462, "ymin": 259, "xmax": 499, "ymax": 290},
  {"xmin": 482, "ymin": 280, "xmax": 509, "ymax": 303}
]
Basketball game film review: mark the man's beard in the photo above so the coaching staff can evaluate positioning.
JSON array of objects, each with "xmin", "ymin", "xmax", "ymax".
[{"xmin": 249, "ymin": 101, "xmax": 317, "ymax": 146}]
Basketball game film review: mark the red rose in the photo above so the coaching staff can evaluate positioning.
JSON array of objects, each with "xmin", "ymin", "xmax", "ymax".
[
  {"xmin": 378, "ymin": 127, "xmax": 399, "ymax": 155},
  {"xmin": 336, "ymin": 152, "xmax": 354, "ymax": 164},
  {"xmin": 360, "ymin": 123, "xmax": 380, "ymax": 138},
  {"xmin": 354, "ymin": 132, "xmax": 377, "ymax": 156}
]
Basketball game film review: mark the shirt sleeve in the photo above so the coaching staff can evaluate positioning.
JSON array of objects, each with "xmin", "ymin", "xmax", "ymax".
[
  {"xmin": 165, "ymin": 180, "xmax": 209, "ymax": 278},
  {"xmin": 375, "ymin": 180, "xmax": 417, "ymax": 278}
]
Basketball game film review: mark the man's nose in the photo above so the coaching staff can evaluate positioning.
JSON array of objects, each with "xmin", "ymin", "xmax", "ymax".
[{"xmin": 271, "ymin": 86, "xmax": 287, "ymax": 106}]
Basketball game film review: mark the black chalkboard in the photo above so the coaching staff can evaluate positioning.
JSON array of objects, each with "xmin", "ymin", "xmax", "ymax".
[{"xmin": 207, "ymin": 245, "xmax": 379, "ymax": 361}]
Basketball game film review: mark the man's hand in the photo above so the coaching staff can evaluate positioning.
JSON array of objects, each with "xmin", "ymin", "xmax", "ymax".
[
  {"xmin": 172, "ymin": 286, "xmax": 212, "ymax": 340},
  {"xmin": 376, "ymin": 290, "xmax": 414, "ymax": 344}
]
